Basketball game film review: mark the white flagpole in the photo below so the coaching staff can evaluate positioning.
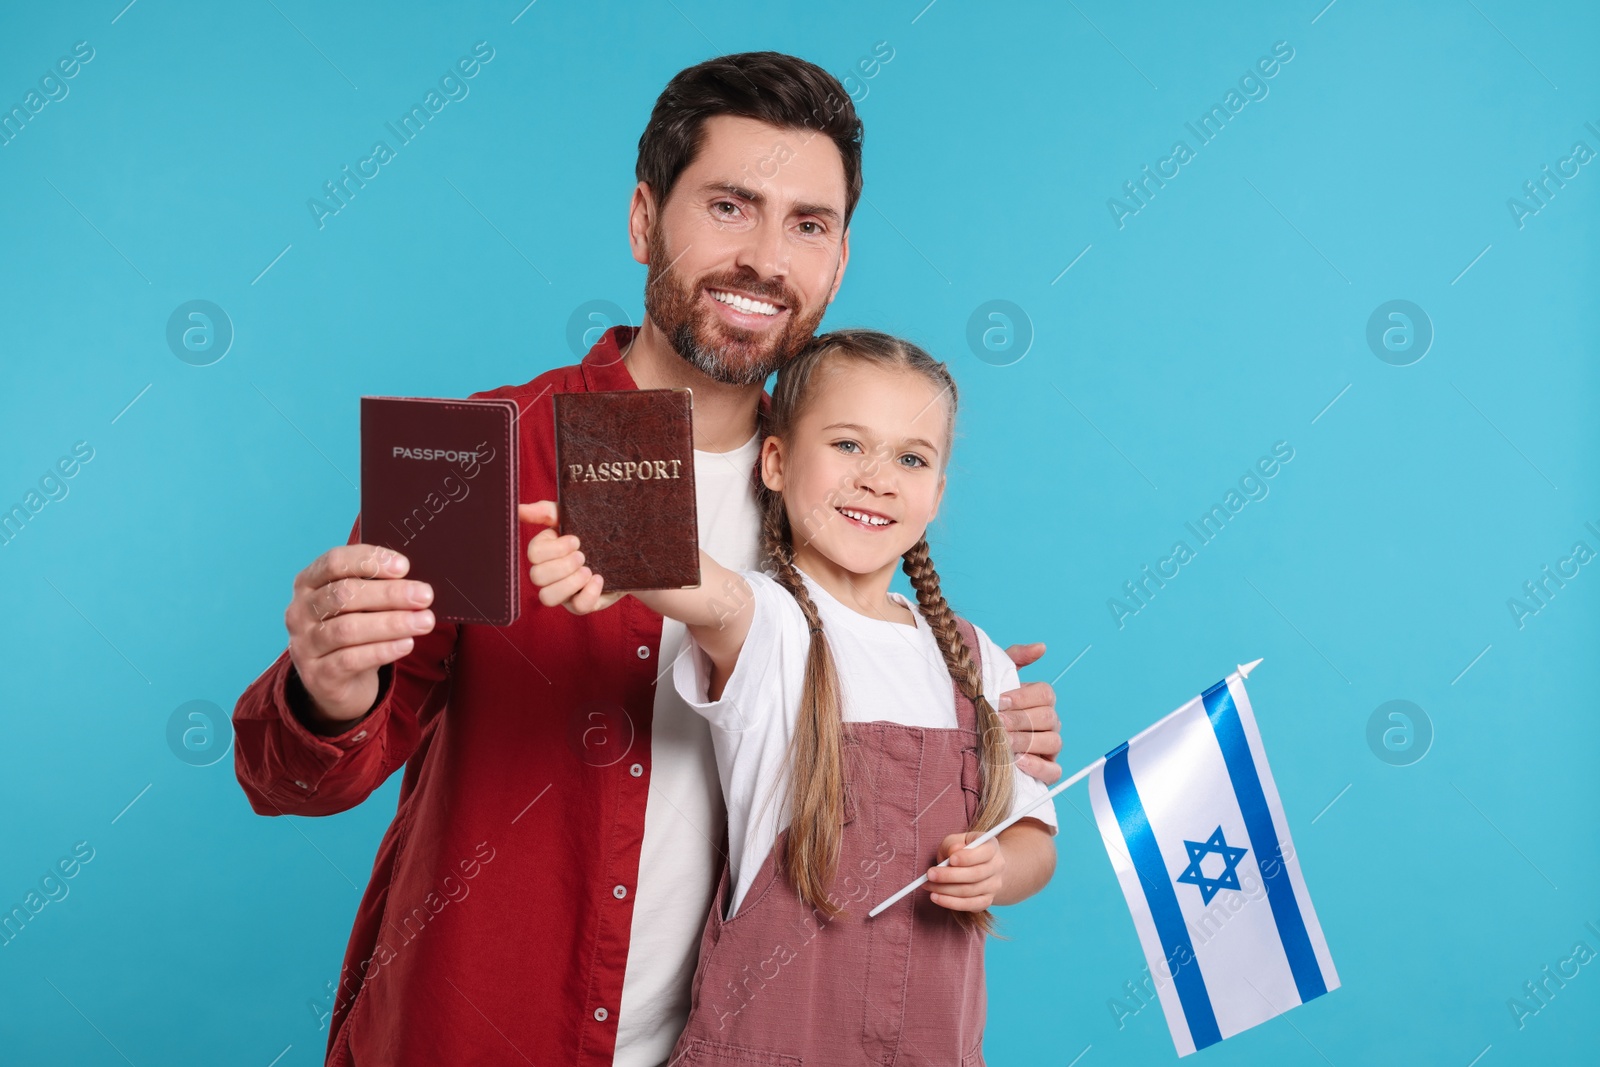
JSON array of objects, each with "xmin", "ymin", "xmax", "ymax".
[{"xmin": 867, "ymin": 658, "xmax": 1263, "ymax": 918}]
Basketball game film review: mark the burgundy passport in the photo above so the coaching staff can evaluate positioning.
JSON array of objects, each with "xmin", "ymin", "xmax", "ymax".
[
  {"xmin": 553, "ymin": 388, "xmax": 700, "ymax": 590},
  {"xmin": 360, "ymin": 395, "xmax": 520, "ymax": 626}
]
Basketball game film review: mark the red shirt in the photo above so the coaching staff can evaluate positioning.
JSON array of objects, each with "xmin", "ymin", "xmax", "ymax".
[{"xmin": 233, "ymin": 327, "xmax": 751, "ymax": 1066}]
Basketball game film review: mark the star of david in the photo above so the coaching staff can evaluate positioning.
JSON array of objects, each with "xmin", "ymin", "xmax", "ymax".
[{"xmin": 1174, "ymin": 826, "xmax": 1248, "ymax": 904}]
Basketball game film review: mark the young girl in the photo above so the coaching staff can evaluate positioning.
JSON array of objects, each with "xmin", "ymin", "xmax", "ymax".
[{"xmin": 528, "ymin": 329, "xmax": 1058, "ymax": 1066}]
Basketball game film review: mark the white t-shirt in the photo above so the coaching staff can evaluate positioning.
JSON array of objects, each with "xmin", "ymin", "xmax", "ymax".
[
  {"xmin": 672, "ymin": 567, "xmax": 1059, "ymax": 922},
  {"xmin": 613, "ymin": 432, "xmax": 763, "ymax": 1067}
]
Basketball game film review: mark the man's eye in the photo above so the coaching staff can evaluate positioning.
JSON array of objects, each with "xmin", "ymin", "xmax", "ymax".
[
  {"xmin": 798, "ymin": 221, "xmax": 821, "ymax": 235},
  {"xmin": 714, "ymin": 201, "xmax": 741, "ymax": 216}
]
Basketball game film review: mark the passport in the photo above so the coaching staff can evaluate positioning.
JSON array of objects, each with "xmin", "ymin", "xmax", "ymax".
[
  {"xmin": 360, "ymin": 395, "xmax": 521, "ymax": 626},
  {"xmin": 553, "ymin": 388, "xmax": 700, "ymax": 590}
]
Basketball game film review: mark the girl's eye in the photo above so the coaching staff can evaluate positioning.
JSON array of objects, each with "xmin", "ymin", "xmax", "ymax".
[
  {"xmin": 833, "ymin": 440, "xmax": 862, "ymax": 454},
  {"xmin": 899, "ymin": 453, "xmax": 928, "ymax": 469}
]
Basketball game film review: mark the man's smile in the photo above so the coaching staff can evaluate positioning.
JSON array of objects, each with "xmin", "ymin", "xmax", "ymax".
[{"xmin": 704, "ymin": 286, "xmax": 788, "ymax": 329}]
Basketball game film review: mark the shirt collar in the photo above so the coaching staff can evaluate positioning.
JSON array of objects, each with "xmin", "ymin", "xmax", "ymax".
[{"xmin": 578, "ymin": 325, "xmax": 642, "ymax": 392}]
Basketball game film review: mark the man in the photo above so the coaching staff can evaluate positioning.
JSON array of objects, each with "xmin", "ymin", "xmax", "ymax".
[{"xmin": 233, "ymin": 52, "xmax": 1064, "ymax": 1067}]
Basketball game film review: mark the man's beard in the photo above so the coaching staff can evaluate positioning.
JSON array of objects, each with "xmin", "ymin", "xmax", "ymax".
[{"xmin": 643, "ymin": 224, "xmax": 830, "ymax": 387}]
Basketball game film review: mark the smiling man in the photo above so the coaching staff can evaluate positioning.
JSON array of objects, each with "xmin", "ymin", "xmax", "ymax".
[{"xmin": 232, "ymin": 52, "xmax": 1064, "ymax": 1067}]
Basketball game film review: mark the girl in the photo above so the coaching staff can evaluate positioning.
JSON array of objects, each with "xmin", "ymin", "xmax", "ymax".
[{"xmin": 528, "ymin": 329, "xmax": 1058, "ymax": 1066}]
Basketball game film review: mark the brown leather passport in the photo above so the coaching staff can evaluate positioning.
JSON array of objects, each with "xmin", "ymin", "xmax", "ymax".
[
  {"xmin": 360, "ymin": 395, "xmax": 521, "ymax": 626},
  {"xmin": 553, "ymin": 388, "xmax": 700, "ymax": 590}
]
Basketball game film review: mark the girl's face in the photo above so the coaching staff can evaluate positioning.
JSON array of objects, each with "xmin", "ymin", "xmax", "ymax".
[{"xmin": 761, "ymin": 359, "xmax": 950, "ymax": 578}]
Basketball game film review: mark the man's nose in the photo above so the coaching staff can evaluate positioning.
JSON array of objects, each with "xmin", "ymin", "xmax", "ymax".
[{"xmin": 733, "ymin": 213, "xmax": 790, "ymax": 280}]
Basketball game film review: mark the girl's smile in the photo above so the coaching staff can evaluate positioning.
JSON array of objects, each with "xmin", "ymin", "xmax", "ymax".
[{"xmin": 837, "ymin": 505, "xmax": 894, "ymax": 529}]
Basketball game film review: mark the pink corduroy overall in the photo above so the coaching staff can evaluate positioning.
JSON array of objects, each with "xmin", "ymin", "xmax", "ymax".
[{"xmin": 668, "ymin": 617, "xmax": 995, "ymax": 1067}]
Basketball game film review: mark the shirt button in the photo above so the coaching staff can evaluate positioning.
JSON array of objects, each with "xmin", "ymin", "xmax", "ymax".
[
  {"xmin": 593, "ymin": 1007, "xmax": 609, "ymax": 1022},
  {"xmin": 636, "ymin": 645, "xmax": 650, "ymax": 659},
  {"xmin": 351, "ymin": 730, "xmax": 367, "ymax": 742},
  {"xmin": 613, "ymin": 884, "xmax": 627, "ymax": 899},
  {"xmin": 293, "ymin": 780, "xmax": 309, "ymax": 790},
  {"xmin": 629, "ymin": 763, "xmax": 643, "ymax": 777}
]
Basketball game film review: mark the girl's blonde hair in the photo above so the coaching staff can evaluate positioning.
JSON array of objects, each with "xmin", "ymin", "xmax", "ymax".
[{"xmin": 756, "ymin": 328, "xmax": 1014, "ymax": 935}]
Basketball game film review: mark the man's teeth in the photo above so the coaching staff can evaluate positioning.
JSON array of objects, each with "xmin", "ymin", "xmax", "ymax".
[
  {"xmin": 840, "ymin": 507, "xmax": 891, "ymax": 527},
  {"xmin": 710, "ymin": 289, "xmax": 779, "ymax": 316}
]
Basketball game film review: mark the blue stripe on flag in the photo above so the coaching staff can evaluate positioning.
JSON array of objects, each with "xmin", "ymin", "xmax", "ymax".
[
  {"xmin": 1202, "ymin": 679, "xmax": 1328, "ymax": 1005},
  {"xmin": 1104, "ymin": 742, "xmax": 1223, "ymax": 1051}
]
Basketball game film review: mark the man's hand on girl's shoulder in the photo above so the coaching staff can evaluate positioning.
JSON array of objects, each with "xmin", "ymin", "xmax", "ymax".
[{"xmin": 1000, "ymin": 642, "xmax": 1064, "ymax": 785}]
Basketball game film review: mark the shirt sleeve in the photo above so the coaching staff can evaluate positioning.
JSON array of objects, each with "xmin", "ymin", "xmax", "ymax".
[
  {"xmin": 672, "ymin": 569, "xmax": 801, "ymax": 735},
  {"xmin": 975, "ymin": 624, "xmax": 1059, "ymax": 836},
  {"xmin": 231, "ymin": 512, "xmax": 455, "ymax": 817}
]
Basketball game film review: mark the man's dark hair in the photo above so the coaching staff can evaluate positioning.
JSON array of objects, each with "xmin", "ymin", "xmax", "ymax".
[{"xmin": 636, "ymin": 52, "xmax": 864, "ymax": 227}]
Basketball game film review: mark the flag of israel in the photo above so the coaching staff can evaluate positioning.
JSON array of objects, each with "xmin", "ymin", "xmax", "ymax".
[{"xmin": 1088, "ymin": 665, "xmax": 1339, "ymax": 1056}]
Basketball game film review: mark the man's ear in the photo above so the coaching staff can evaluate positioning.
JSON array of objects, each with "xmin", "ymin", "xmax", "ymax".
[
  {"xmin": 628, "ymin": 182, "xmax": 657, "ymax": 266},
  {"xmin": 825, "ymin": 226, "xmax": 850, "ymax": 304},
  {"xmin": 759, "ymin": 436, "xmax": 785, "ymax": 492}
]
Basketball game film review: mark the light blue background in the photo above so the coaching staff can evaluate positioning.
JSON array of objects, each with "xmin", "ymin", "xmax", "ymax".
[{"xmin": 1, "ymin": 1, "xmax": 1596, "ymax": 1063}]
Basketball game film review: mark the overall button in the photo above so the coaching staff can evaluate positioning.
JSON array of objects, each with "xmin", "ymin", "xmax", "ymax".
[
  {"xmin": 593, "ymin": 1007, "xmax": 609, "ymax": 1022},
  {"xmin": 613, "ymin": 884, "xmax": 627, "ymax": 899},
  {"xmin": 629, "ymin": 763, "xmax": 643, "ymax": 777},
  {"xmin": 636, "ymin": 645, "xmax": 650, "ymax": 659}
]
